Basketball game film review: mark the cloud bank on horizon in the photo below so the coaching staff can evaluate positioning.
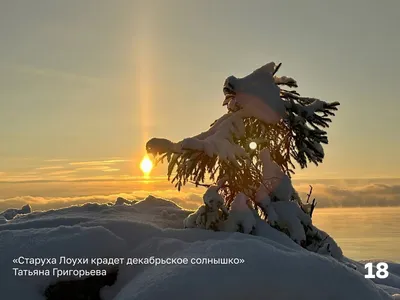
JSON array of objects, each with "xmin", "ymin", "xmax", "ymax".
[{"xmin": 0, "ymin": 177, "xmax": 399, "ymax": 212}]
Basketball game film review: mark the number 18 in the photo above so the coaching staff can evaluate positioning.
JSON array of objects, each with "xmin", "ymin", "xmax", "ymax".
[{"xmin": 364, "ymin": 262, "xmax": 389, "ymax": 279}]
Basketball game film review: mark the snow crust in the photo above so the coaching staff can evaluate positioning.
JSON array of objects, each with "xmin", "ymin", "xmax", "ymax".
[{"xmin": 1, "ymin": 197, "xmax": 400, "ymax": 300}]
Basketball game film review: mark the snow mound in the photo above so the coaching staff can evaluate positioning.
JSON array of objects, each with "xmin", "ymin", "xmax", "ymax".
[
  {"xmin": 0, "ymin": 196, "xmax": 399, "ymax": 300},
  {"xmin": 115, "ymin": 238, "xmax": 391, "ymax": 300}
]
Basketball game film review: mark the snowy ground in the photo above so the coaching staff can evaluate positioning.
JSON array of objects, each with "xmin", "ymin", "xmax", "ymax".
[{"xmin": 1, "ymin": 195, "xmax": 400, "ymax": 300}]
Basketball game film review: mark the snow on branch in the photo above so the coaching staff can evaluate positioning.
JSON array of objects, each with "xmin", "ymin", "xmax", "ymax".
[
  {"xmin": 274, "ymin": 75, "xmax": 298, "ymax": 88},
  {"xmin": 146, "ymin": 61, "xmax": 340, "ymax": 197},
  {"xmin": 222, "ymin": 62, "xmax": 340, "ymax": 170}
]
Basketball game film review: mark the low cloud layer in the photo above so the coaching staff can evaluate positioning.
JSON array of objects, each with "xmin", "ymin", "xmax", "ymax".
[
  {"xmin": 0, "ymin": 189, "xmax": 203, "ymax": 212},
  {"xmin": 293, "ymin": 179, "xmax": 400, "ymax": 208},
  {"xmin": 0, "ymin": 178, "xmax": 399, "ymax": 212}
]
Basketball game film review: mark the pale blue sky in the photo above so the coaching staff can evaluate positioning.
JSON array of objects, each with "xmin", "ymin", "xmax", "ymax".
[{"xmin": 0, "ymin": 0, "xmax": 399, "ymax": 189}]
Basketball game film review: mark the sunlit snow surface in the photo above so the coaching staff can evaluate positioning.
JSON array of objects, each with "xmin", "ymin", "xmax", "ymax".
[{"xmin": 1, "ymin": 196, "xmax": 400, "ymax": 300}]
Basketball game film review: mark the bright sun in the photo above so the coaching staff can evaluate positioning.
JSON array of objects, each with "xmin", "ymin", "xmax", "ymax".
[{"xmin": 140, "ymin": 156, "xmax": 153, "ymax": 175}]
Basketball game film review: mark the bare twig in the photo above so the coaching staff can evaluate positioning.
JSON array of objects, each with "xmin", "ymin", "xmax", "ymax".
[
  {"xmin": 310, "ymin": 198, "xmax": 317, "ymax": 217},
  {"xmin": 306, "ymin": 185, "xmax": 313, "ymax": 203},
  {"xmin": 272, "ymin": 63, "xmax": 282, "ymax": 76}
]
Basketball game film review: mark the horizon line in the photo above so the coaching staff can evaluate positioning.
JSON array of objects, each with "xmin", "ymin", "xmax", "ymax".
[{"xmin": 0, "ymin": 176, "xmax": 399, "ymax": 185}]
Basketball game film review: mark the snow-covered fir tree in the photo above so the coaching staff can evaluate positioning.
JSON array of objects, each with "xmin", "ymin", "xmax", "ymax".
[{"xmin": 146, "ymin": 62, "xmax": 342, "ymax": 260}]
